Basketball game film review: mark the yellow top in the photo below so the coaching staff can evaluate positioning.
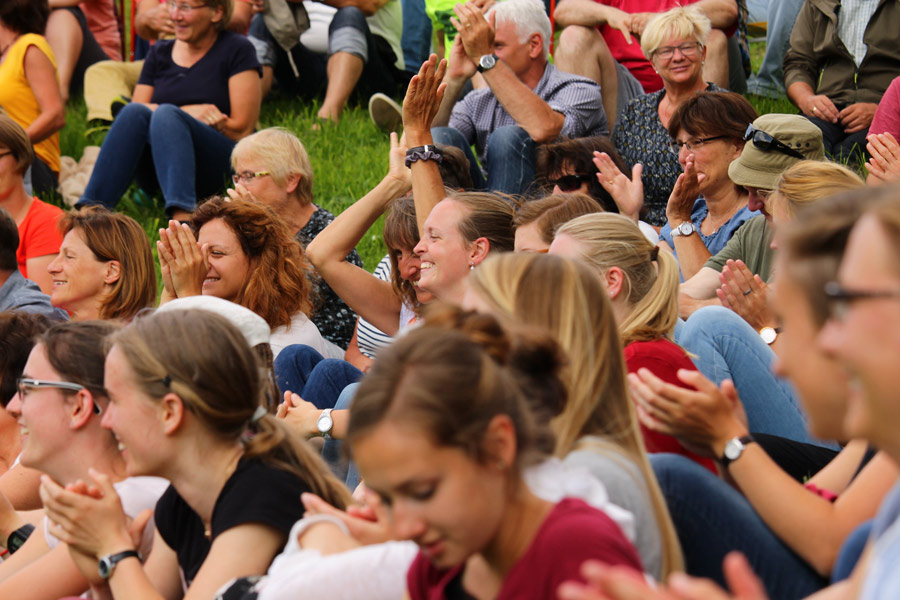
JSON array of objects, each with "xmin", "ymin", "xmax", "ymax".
[{"xmin": 0, "ymin": 34, "xmax": 61, "ymax": 172}]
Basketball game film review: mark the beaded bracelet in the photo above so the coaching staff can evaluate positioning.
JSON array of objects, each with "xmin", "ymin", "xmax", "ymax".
[{"xmin": 405, "ymin": 145, "xmax": 444, "ymax": 168}]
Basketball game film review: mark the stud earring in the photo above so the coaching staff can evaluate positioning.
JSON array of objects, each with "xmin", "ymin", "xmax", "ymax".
[{"xmin": 469, "ymin": 263, "xmax": 475, "ymax": 270}]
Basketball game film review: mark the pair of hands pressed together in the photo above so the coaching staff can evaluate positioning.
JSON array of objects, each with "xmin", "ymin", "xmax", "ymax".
[
  {"xmin": 157, "ymin": 220, "xmax": 208, "ymax": 303},
  {"xmin": 866, "ymin": 132, "xmax": 900, "ymax": 184},
  {"xmin": 445, "ymin": 2, "xmax": 496, "ymax": 82},
  {"xmin": 800, "ymin": 95, "xmax": 877, "ymax": 134},
  {"xmin": 39, "ymin": 471, "xmax": 150, "ymax": 587}
]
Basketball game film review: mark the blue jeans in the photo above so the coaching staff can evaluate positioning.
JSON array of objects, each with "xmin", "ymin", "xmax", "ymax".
[
  {"xmin": 322, "ymin": 382, "xmax": 360, "ymax": 490},
  {"xmin": 431, "ymin": 125, "xmax": 537, "ymax": 195},
  {"xmin": 274, "ymin": 345, "xmax": 362, "ymax": 410},
  {"xmin": 78, "ymin": 103, "xmax": 236, "ymax": 214},
  {"xmin": 806, "ymin": 115, "xmax": 869, "ymax": 164},
  {"xmin": 832, "ymin": 520, "xmax": 872, "ymax": 583},
  {"xmin": 746, "ymin": 0, "xmax": 804, "ymax": 98},
  {"xmin": 400, "ymin": 0, "xmax": 431, "ymax": 74},
  {"xmin": 651, "ymin": 453, "xmax": 829, "ymax": 598},
  {"xmin": 677, "ymin": 306, "xmax": 837, "ymax": 449}
]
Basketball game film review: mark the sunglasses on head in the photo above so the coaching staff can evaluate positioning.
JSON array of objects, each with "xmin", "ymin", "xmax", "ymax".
[
  {"xmin": 551, "ymin": 174, "xmax": 594, "ymax": 192},
  {"xmin": 743, "ymin": 125, "xmax": 806, "ymax": 159}
]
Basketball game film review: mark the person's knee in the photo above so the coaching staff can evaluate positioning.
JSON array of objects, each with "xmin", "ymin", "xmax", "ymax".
[
  {"xmin": 486, "ymin": 125, "xmax": 535, "ymax": 156},
  {"xmin": 683, "ymin": 305, "xmax": 743, "ymax": 337},
  {"xmin": 150, "ymin": 103, "xmax": 190, "ymax": 130},
  {"xmin": 556, "ymin": 25, "xmax": 604, "ymax": 60},
  {"xmin": 331, "ymin": 6, "xmax": 368, "ymax": 30},
  {"xmin": 431, "ymin": 126, "xmax": 468, "ymax": 149},
  {"xmin": 705, "ymin": 29, "xmax": 728, "ymax": 62},
  {"xmin": 329, "ymin": 11, "xmax": 369, "ymax": 63}
]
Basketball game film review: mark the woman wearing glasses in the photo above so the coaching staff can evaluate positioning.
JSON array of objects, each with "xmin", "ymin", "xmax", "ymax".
[
  {"xmin": 77, "ymin": 0, "xmax": 261, "ymax": 221},
  {"xmin": 0, "ymin": 321, "xmax": 167, "ymax": 599},
  {"xmin": 655, "ymin": 91, "xmax": 758, "ymax": 280},
  {"xmin": 610, "ymin": 6, "xmax": 723, "ymax": 227}
]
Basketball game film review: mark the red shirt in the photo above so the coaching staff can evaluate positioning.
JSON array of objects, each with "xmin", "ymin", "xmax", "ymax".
[
  {"xmin": 407, "ymin": 498, "xmax": 643, "ymax": 600},
  {"xmin": 625, "ymin": 338, "xmax": 718, "ymax": 473},
  {"xmin": 16, "ymin": 198, "xmax": 63, "ymax": 278}
]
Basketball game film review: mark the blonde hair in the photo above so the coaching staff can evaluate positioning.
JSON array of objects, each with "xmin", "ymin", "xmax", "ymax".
[
  {"xmin": 770, "ymin": 160, "xmax": 864, "ymax": 219},
  {"xmin": 469, "ymin": 252, "xmax": 684, "ymax": 577},
  {"xmin": 556, "ymin": 213, "xmax": 680, "ymax": 344},
  {"xmin": 231, "ymin": 127, "xmax": 314, "ymax": 205},
  {"xmin": 641, "ymin": 5, "xmax": 711, "ymax": 60}
]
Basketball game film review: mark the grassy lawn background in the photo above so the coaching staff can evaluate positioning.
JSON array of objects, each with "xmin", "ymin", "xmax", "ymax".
[{"xmin": 57, "ymin": 40, "xmax": 796, "ymax": 279}]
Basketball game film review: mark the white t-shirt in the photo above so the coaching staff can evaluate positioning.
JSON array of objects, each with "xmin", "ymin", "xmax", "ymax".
[{"xmin": 270, "ymin": 312, "xmax": 344, "ymax": 360}]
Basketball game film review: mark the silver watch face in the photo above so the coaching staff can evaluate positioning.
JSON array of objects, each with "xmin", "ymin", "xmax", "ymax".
[
  {"xmin": 479, "ymin": 54, "xmax": 497, "ymax": 70},
  {"xmin": 724, "ymin": 438, "xmax": 744, "ymax": 460},
  {"xmin": 98, "ymin": 557, "xmax": 113, "ymax": 579},
  {"xmin": 678, "ymin": 222, "xmax": 694, "ymax": 236},
  {"xmin": 760, "ymin": 327, "xmax": 777, "ymax": 344},
  {"xmin": 317, "ymin": 414, "xmax": 333, "ymax": 433}
]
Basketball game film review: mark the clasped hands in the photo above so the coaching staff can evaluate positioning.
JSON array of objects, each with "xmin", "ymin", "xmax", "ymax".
[{"xmin": 157, "ymin": 220, "xmax": 209, "ymax": 302}]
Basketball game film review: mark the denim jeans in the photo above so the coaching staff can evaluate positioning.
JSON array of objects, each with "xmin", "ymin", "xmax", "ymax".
[
  {"xmin": 806, "ymin": 115, "xmax": 869, "ymax": 164},
  {"xmin": 400, "ymin": 0, "xmax": 431, "ymax": 73},
  {"xmin": 832, "ymin": 520, "xmax": 872, "ymax": 583},
  {"xmin": 746, "ymin": 0, "xmax": 804, "ymax": 98},
  {"xmin": 676, "ymin": 306, "xmax": 838, "ymax": 449},
  {"xmin": 651, "ymin": 453, "xmax": 829, "ymax": 598},
  {"xmin": 322, "ymin": 382, "xmax": 360, "ymax": 490},
  {"xmin": 431, "ymin": 125, "xmax": 537, "ymax": 195},
  {"xmin": 78, "ymin": 102, "xmax": 235, "ymax": 214},
  {"xmin": 273, "ymin": 344, "xmax": 362, "ymax": 410}
]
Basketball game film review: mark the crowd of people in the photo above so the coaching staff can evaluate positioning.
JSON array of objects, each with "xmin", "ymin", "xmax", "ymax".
[{"xmin": 3, "ymin": 0, "xmax": 900, "ymax": 597}]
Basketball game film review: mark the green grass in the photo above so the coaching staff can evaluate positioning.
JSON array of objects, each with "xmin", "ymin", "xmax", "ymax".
[{"xmin": 56, "ymin": 40, "xmax": 800, "ymax": 276}]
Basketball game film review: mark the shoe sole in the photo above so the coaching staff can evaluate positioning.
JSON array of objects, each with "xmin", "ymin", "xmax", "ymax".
[{"xmin": 369, "ymin": 93, "xmax": 403, "ymax": 133}]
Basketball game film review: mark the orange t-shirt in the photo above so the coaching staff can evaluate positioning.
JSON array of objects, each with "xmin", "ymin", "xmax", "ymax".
[
  {"xmin": 0, "ymin": 34, "xmax": 61, "ymax": 172},
  {"xmin": 16, "ymin": 198, "xmax": 64, "ymax": 277}
]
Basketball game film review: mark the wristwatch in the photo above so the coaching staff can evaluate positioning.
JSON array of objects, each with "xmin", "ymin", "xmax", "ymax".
[
  {"xmin": 98, "ymin": 549, "xmax": 142, "ymax": 579},
  {"xmin": 759, "ymin": 326, "xmax": 780, "ymax": 345},
  {"xmin": 671, "ymin": 221, "xmax": 696, "ymax": 237},
  {"xmin": 719, "ymin": 435, "xmax": 756, "ymax": 468},
  {"xmin": 477, "ymin": 54, "xmax": 498, "ymax": 73},
  {"xmin": 317, "ymin": 408, "xmax": 334, "ymax": 440}
]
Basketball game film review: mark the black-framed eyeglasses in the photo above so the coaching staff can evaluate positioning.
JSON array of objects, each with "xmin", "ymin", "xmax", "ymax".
[
  {"xmin": 652, "ymin": 42, "xmax": 702, "ymax": 61},
  {"xmin": 743, "ymin": 125, "xmax": 806, "ymax": 159},
  {"xmin": 824, "ymin": 281, "xmax": 900, "ymax": 321},
  {"xmin": 551, "ymin": 174, "xmax": 594, "ymax": 192},
  {"xmin": 669, "ymin": 136, "xmax": 726, "ymax": 152},
  {"xmin": 16, "ymin": 377, "xmax": 102, "ymax": 415},
  {"xmin": 232, "ymin": 170, "xmax": 271, "ymax": 185}
]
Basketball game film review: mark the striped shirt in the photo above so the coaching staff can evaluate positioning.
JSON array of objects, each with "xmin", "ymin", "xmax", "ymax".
[
  {"xmin": 836, "ymin": 0, "xmax": 880, "ymax": 67},
  {"xmin": 449, "ymin": 62, "xmax": 608, "ymax": 164},
  {"xmin": 355, "ymin": 255, "xmax": 396, "ymax": 358}
]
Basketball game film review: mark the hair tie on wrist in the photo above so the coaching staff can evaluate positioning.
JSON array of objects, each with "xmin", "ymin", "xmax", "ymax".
[{"xmin": 405, "ymin": 145, "xmax": 443, "ymax": 168}]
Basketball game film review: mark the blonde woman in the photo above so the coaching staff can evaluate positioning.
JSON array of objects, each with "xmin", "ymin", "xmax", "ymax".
[{"xmin": 464, "ymin": 252, "xmax": 682, "ymax": 581}]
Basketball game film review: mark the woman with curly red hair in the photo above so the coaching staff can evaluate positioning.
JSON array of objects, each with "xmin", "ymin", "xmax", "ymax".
[{"xmin": 157, "ymin": 197, "xmax": 340, "ymax": 359}]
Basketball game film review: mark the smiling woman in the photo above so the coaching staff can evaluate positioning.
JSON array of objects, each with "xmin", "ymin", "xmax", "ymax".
[{"xmin": 48, "ymin": 208, "xmax": 156, "ymax": 321}]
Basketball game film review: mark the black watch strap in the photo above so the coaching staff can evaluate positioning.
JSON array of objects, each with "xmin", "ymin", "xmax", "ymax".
[
  {"xmin": 98, "ymin": 549, "xmax": 142, "ymax": 579},
  {"xmin": 7, "ymin": 523, "xmax": 35, "ymax": 554},
  {"xmin": 719, "ymin": 434, "xmax": 756, "ymax": 468}
]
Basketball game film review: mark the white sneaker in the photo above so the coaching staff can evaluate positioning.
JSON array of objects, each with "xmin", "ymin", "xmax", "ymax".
[{"xmin": 368, "ymin": 93, "xmax": 403, "ymax": 133}]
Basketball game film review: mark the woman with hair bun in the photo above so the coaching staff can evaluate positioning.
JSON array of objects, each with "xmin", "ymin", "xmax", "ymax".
[
  {"xmin": 40, "ymin": 308, "xmax": 350, "ymax": 600},
  {"xmin": 47, "ymin": 207, "xmax": 156, "ymax": 321},
  {"xmin": 346, "ymin": 309, "xmax": 643, "ymax": 598}
]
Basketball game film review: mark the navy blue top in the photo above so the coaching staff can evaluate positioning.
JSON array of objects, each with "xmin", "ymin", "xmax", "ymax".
[{"xmin": 138, "ymin": 31, "xmax": 261, "ymax": 115}]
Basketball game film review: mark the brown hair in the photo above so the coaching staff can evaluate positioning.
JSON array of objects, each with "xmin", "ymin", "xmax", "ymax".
[
  {"xmin": 0, "ymin": 114, "xmax": 34, "ymax": 175},
  {"xmin": 346, "ymin": 307, "xmax": 561, "ymax": 471},
  {"xmin": 514, "ymin": 194, "xmax": 602, "ymax": 245},
  {"xmin": 0, "ymin": 0, "xmax": 50, "ymax": 34},
  {"xmin": 779, "ymin": 190, "xmax": 876, "ymax": 327},
  {"xmin": 667, "ymin": 91, "xmax": 758, "ymax": 142},
  {"xmin": 40, "ymin": 320, "xmax": 121, "ymax": 402},
  {"xmin": 535, "ymin": 137, "xmax": 625, "ymax": 212},
  {"xmin": 207, "ymin": 0, "xmax": 234, "ymax": 32},
  {"xmin": 59, "ymin": 208, "xmax": 156, "ymax": 321},
  {"xmin": 111, "ymin": 309, "xmax": 350, "ymax": 508},
  {"xmin": 191, "ymin": 197, "xmax": 314, "ymax": 330},
  {"xmin": 383, "ymin": 194, "xmax": 420, "ymax": 309},
  {"xmin": 446, "ymin": 192, "xmax": 517, "ymax": 254},
  {"xmin": 0, "ymin": 312, "xmax": 53, "ymax": 406}
]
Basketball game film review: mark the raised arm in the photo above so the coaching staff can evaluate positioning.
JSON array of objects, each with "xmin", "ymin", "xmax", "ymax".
[
  {"xmin": 306, "ymin": 133, "xmax": 412, "ymax": 335},
  {"xmin": 666, "ymin": 159, "xmax": 710, "ymax": 280},
  {"xmin": 451, "ymin": 3, "xmax": 564, "ymax": 143}
]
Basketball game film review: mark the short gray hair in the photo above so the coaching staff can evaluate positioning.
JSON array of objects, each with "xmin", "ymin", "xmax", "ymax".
[{"xmin": 487, "ymin": 0, "xmax": 551, "ymax": 59}]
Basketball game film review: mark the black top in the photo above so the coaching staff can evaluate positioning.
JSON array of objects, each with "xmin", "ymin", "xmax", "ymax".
[
  {"xmin": 139, "ymin": 31, "xmax": 261, "ymax": 115},
  {"xmin": 155, "ymin": 459, "xmax": 310, "ymax": 587}
]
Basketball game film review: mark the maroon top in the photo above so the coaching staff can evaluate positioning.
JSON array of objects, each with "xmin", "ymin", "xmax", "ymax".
[{"xmin": 407, "ymin": 498, "xmax": 643, "ymax": 600}]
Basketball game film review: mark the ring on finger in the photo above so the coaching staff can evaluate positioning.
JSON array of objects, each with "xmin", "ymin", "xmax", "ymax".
[{"xmin": 743, "ymin": 288, "xmax": 752, "ymax": 296}]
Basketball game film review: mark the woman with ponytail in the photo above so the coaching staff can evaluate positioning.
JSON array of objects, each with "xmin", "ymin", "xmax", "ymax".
[
  {"xmin": 39, "ymin": 308, "xmax": 350, "ymax": 600},
  {"xmin": 549, "ymin": 213, "xmax": 717, "ymax": 475}
]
